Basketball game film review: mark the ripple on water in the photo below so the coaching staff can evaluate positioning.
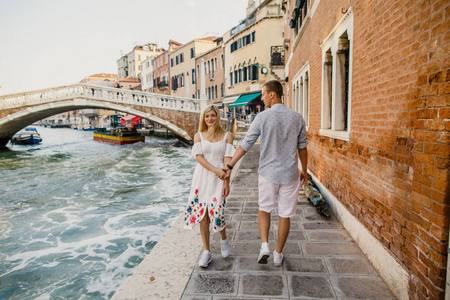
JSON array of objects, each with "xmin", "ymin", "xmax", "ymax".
[{"xmin": 0, "ymin": 127, "xmax": 195, "ymax": 299}]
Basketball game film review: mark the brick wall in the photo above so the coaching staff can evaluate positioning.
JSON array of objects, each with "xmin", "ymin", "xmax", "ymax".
[
  {"xmin": 130, "ymin": 105, "xmax": 199, "ymax": 139},
  {"xmin": 285, "ymin": 0, "xmax": 449, "ymax": 298}
]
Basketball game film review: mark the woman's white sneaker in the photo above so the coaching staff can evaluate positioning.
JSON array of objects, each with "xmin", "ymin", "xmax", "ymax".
[
  {"xmin": 273, "ymin": 250, "xmax": 284, "ymax": 267},
  {"xmin": 199, "ymin": 250, "xmax": 212, "ymax": 268},
  {"xmin": 221, "ymin": 238, "xmax": 230, "ymax": 258}
]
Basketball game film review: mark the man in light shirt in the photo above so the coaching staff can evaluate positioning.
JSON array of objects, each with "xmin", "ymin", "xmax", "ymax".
[{"xmin": 224, "ymin": 80, "xmax": 308, "ymax": 266}]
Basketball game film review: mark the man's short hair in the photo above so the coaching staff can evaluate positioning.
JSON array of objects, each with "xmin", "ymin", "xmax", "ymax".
[{"xmin": 263, "ymin": 80, "xmax": 283, "ymax": 98}]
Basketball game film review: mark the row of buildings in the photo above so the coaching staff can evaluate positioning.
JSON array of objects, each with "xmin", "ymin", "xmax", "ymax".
[
  {"xmin": 116, "ymin": 0, "xmax": 449, "ymax": 299},
  {"xmin": 42, "ymin": 0, "xmax": 448, "ymax": 298},
  {"xmin": 116, "ymin": 0, "xmax": 285, "ymax": 117}
]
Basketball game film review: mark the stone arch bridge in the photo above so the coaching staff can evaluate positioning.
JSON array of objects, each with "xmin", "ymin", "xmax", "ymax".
[{"xmin": 0, "ymin": 84, "xmax": 206, "ymax": 147}]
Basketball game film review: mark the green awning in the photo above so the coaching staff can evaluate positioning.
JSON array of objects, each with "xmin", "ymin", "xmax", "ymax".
[{"xmin": 229, "ymin": 92, "xmax": 261, "ymax": 108}]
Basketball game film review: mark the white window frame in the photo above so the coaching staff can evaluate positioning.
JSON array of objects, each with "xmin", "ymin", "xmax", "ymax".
[
  {"xmin": 319, "ymin": 7, "xmax": 353, "ymax": 141},
  {"xmin": 292, "ymin": 61, "xmax": 310, "ymax": 131}
]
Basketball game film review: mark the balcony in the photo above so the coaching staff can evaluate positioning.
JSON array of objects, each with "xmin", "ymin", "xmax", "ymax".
[
  {"xmin": 270, "ymin": 46, "xmax": 285, "ymax": 66},
  {"xmin": 157, "ymin": 81, "xmax": 169, "ymax": 90}
]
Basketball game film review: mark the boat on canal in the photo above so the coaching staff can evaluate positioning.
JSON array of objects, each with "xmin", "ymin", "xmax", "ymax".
[
  {"xmin": 93, "ymin": 127, "xmax": 145, "ymax": 145},
  {"xmin": 10, "ymin": 127, "xmax": 43, "ymax": 145}
]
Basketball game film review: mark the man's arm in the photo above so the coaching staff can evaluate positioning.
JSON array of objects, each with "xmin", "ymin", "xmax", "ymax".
[
  {"xmin": 223, "ymin": 145, "xmax": 247, "ymax": 179},
  {"xmin": 298, "ymin": 147, "xmax": 308, "ymax": 185}
]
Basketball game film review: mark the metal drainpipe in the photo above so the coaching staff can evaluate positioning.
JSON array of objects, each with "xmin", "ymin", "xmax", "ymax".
[{"xmin": 446, "ymin": 225, "xmax": 450, "ymax": 300}]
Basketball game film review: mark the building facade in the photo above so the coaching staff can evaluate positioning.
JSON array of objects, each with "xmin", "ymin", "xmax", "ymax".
[
  {"xmin": 153, "ymin": 40, "xmax": 182, "ymax": 95},
  {"xmin": 140, "ymin": 56, "xmax": 154, "ymax": 92},
  {"xmin": 283, "ymin": 1, "xmax": 449, "ymax": 299},
  {"xmin": 169, "ymin": 37, "xmax": 218, "ymax": 98},
  {"xmin": 117, "ymin": 43, "xmax": 164, "ymax": 80},
  {"xmin": 223, "ymin": 0, "xmax": 285, "ymax": 97},
  {"xmin": 195, "ymin": 38, "xmax": 225, "ymax": 105}
]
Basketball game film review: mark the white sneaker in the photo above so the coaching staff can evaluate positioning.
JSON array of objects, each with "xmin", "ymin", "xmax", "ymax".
[
  {"xmin": 257, "ymin": 248, "xmax": 270, "ymax": 264},
  {"xmin": 221, "ymin": 238, "xmax": 230, "ymax": 258},
  {"xmin": 273, "ymin": 250, "xmax": 283, "ymax": 267},
  {"xmin": 199, "ymin": 250, "xmax": 212, "ymax": 268}
]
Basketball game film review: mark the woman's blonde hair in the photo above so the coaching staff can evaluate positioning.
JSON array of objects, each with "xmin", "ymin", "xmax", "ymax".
[{"xmin": 199, "ymin": 105, "xmax": 225, "ymax": 138}]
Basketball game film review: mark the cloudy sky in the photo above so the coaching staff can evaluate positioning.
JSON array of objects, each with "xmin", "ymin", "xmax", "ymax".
[{"xmin": 0, "ymin": 0, "xmax": 250, "ymax": 95}]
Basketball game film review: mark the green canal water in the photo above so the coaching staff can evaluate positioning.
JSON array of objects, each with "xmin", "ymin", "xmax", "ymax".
[{"xmin": 0, "ymin": 127, "xmax": 195, "ymax": 299}]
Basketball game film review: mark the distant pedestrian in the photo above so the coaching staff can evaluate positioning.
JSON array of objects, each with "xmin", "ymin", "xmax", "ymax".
[
  {"xmin": 241, "ymin": 108, "xmax": 247, "ymax": 121},
  {"xmin": 223, "ymin": 80, "xmax": 308, "ymax": 266},
  {"xmin": 184, "ymin": 105, "xmax": 235, "ymax": 268}
]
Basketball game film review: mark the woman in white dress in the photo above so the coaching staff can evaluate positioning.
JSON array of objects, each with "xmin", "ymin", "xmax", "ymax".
[{"xmin": 184, "ymin": 105, "xmax": 235, "ymax": 267}]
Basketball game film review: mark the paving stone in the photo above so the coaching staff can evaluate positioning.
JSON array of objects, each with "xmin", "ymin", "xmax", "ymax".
[
  {"xmin": 226, "ymin": 201, "xmax": 244, "ymax": 208},
  {"xmin": 302, "ymin": 222, "xmax": 342, "ymax": 230},
  {"xmin": 326, "ymin": 257, "xmax": 376, "ymax": 275},
  {"xmin": 243, "ymin": 201, "xmax": 259, "ymax": 207},
  {"xmin": 242, "ymin": 207, "xmax": 260, "ymax": 214},
  {"xmin": 181, "ymin": 296, "xmax": 212, "ymax": 300},
  {"xmin": 235, "ymin": 231, "xmax": 269, "ymax": 241},
  {"xmin": 306, "ymin": 229, "xmax": 352, "ymax": 241},
  {"xmin": 212, "ymin": 231, "xmax": 235, "ymax": 241},
  {"xmin": 214, "ymin": 297, "xmax": 268, "ymax": 300},
  {"xmin": 232, "ymin": 214, "xmax": 259, "ymax": 221},
  {"xmin": 240, "ymin": 275, "xmax": 287, "ymax": 297},
  {"xmin": 273, "ymin": 222, "xmax": 301, "ymax": 231},
  {"xmin": 331, "ymin": 276, "xmax": 395, "ymax": 299},
  {"xmin": 225, "ymin": 207, "xmax": 242, "ymax": 215},
  {"xmin": 284, "ymin": 257, "xmax": 327, "ymax": 273},
  {"xmin": 289, "ymin": 275, "xmax": 335, "ymax": 298},
  {"xmin": 236, "ymin": 256, "xmax": 283, "ymax": 272},
  {"xmin": 278, "ymin": 242, "xmax": 302, "ymax": 255},
  {"xmin": 239, "ymin": 221, "xmax": 260, "ymax": 230},
  {"xmin": 282, "ymin": 230, "xmax": 306, "ymax": 240},
  {"xmin": 225, "ymin": 221, "xmax": 239, "ymax": 231},
  {"xmin": 304, "ymin": 242, "xmax": 361, "ymax": 256},
  {"xmin": 247, "ymin": 197, "xmax": 259, "ymax": 201},
  {"xmin": 226, "ymin": 196, "xmax": 247, "ymax": 202},
  {"xmin": 227, "ymin": 241, "xmax": 262, "ymax": 255},
  {"xmin": 184, "ymin": 273, "xmax": 238, "ymax": 295},
  {"xmin": 304, "ymin": 213, "xmax": 334, "ymax": 221},
  {"xmin": 196, "ymin": 256, "xmax": 235, "ymax": 272}
]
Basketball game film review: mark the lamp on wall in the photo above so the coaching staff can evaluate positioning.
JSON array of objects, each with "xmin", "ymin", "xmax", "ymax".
[{"xmin": 261, "ymin": 67, "xmax": 268, "ymax": 74}]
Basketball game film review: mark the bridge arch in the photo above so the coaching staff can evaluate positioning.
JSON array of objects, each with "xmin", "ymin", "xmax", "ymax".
[{"xmin": 0, "ymin": 99, "xmax": 196, "ymax": 147}]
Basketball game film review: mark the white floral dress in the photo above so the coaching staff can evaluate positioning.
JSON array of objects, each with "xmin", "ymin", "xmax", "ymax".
[{"xmin": 184, "ymin": 132, "xmax": 235, "ymax": 232}]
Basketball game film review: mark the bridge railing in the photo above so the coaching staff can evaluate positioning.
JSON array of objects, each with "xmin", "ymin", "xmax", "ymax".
[{"xmin": 0, "ymin": 83, "xmax": 205, "ymax": 113}]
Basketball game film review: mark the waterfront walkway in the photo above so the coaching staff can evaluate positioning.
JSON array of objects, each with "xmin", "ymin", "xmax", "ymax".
[{"xmin": 180, "ymin": 144, "xmax": 396, "ymax": 300}]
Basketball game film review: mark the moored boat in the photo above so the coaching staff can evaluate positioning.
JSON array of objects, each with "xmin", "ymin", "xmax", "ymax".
[
  {"xmin": 93, "ymin": 128, "xmax": 144, "ymax": 145},
  {"xmin": 11, "ymin": 127, "xmax": 43, "ymax": 145}
]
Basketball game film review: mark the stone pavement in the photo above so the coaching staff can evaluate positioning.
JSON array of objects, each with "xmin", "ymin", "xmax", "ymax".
[{"xmin": 180, "ymin": 144, "xmax": 396, "ymax": 300}]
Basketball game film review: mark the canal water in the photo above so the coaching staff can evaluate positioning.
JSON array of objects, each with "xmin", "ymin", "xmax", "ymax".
[{"xmin": 0, "ymin": 127, "xmax": 196, "ymax": 299}]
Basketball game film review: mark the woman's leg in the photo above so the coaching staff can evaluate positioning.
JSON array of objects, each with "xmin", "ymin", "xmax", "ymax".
[
  {"xmin": 219, "ymin": 227, "xmax": 227, "ymax": 240},
  {"xmin": 200, "ymin": 213, "xmax": 210, "ymax": 251}
]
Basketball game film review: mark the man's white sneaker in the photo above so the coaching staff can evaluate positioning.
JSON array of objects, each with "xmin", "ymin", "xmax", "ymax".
[
  {"xmin": 273, "ymin": 250, "xmax": 283, "ymax": 267},
  {"xmin": 221, "ymin": 238, "xmax": 230, "ymax": 258},
  {"xmin": 199, "ymin": 250, "xmax": 212, "ymax": 268},
  {"xmin": 257, "ymin": 248, "xmax": 270, "ymax": 264}
]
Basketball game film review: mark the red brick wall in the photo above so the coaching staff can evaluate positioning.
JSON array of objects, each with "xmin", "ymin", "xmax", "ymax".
[
  {"xmin": 285, "ymin": 0, "xmax": 449, "ymax": 299},
  {"xmin": 129, "ymin": 105, "xmax": 199, "ymax": 138}
]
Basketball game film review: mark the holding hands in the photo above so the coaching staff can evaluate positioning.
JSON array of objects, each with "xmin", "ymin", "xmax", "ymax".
[{"xmin": 215, "ymin": 168, "xmax": 227, "ymax": 180}]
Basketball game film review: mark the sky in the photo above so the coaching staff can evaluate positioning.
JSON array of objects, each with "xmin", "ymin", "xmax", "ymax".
[{"xmin": 0, "ymin": 0, "xmax": 249, "ymax": 95}]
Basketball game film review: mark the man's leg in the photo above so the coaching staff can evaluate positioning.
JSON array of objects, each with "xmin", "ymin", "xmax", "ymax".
[
  {"xmin": 258, "ymin": 210, "xmax": 271, "ymax": 243},
  {"xmin": 273, "ymin": 178, "xmax": 300, "ymax": 266},
  {"xmin": 275, "ymin": 216, "xmax": 290, "ymax": 253},
  {"xmin": 257, "ymin": 175, "xmax": 277, "ymax": 264}
]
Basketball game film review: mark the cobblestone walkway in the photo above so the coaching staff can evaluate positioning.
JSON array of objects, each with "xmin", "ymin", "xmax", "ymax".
[{"xmin": 181, "ymin": 144, "xmax": 396, "ymax": 300}]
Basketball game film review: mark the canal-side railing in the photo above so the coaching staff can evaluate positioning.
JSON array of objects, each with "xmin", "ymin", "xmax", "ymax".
[{"xmin": 0, "ymin": 84, "xmax": 205, "ymax": 113}]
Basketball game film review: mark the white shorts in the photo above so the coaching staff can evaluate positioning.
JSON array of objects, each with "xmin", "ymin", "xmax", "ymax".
[{"xmin": 258, "ymin": 175, "xmax": 300, "ymax": 218}]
